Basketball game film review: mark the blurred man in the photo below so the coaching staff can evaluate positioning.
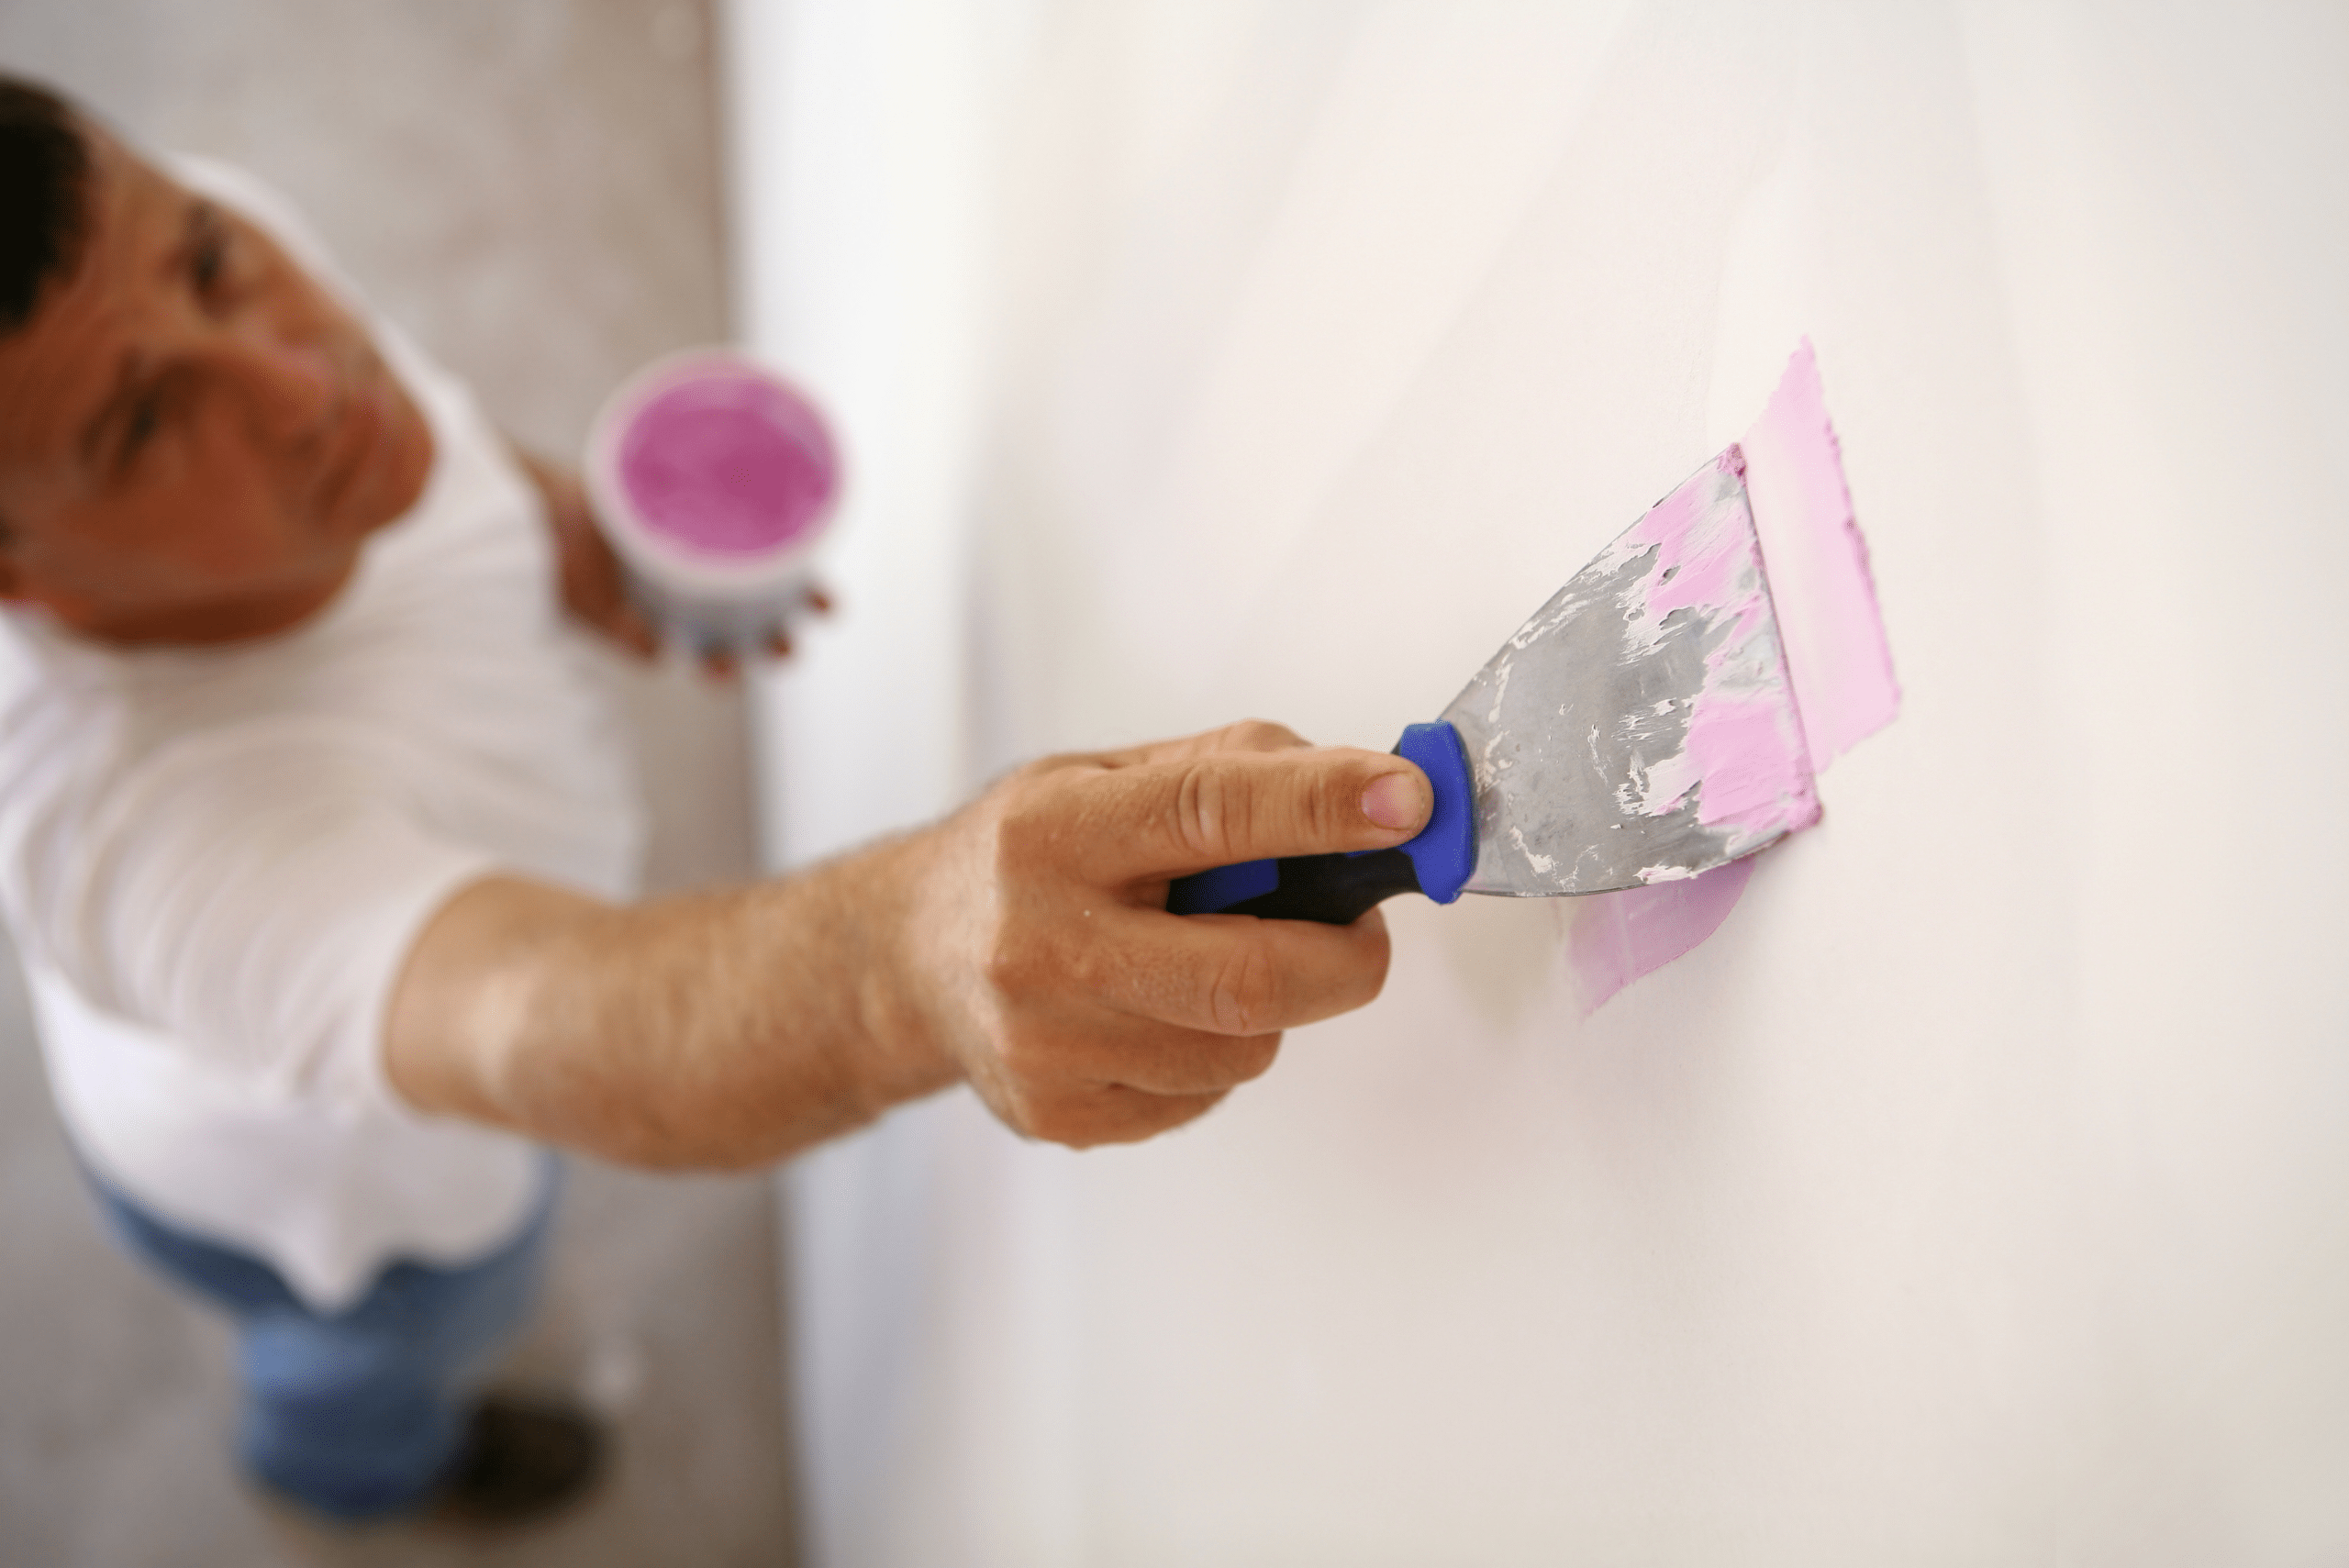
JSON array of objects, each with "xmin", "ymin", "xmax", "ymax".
[{"xmin": 0, "ymin": 76, "xmax": 1428, "ymax": 1527}]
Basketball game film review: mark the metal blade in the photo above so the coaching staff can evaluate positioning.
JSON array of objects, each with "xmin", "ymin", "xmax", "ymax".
[{"xmin": 1442, "ymin": 451, "xmax": 1820, "ymax": 897}]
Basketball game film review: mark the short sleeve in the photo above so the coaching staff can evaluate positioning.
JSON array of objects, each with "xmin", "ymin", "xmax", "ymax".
[{"xmin": 6, "ymin": 714, "xmax": 500, "ymax": 1115}]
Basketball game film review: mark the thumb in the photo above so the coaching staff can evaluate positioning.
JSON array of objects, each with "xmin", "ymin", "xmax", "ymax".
[{"xmin": 1070, "ymin": 747, "xmax": 1433, "ymax": 883}]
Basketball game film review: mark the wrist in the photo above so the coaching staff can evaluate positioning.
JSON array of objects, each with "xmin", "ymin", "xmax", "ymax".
[{"xmin": 847, "ymin": 825, "xmax": 980, "ymax": 1109}]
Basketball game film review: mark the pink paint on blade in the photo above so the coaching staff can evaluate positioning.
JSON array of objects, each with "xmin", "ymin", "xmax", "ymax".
[
  {"xmin": 618, "ymin": 373, "xmax": 836, "ymax": 557},
  {"xmin": 1626, "ymin": 450, "xmax": 1819, "ymax": 851},
  {"xmin": 1568, "ymin": 339, "xmax": 1897, "ymax": 1013}
]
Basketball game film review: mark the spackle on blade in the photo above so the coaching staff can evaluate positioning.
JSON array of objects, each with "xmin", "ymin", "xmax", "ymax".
[
  {"xmin": 1619, "ymin": 447, "xmax": 1820, "ymax": 860},
  {"xmin": 1449, "ymin": 449, "xmax": 1819, "ymax": 897}
]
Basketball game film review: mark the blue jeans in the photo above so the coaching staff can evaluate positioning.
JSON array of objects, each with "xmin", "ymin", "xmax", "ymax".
[{"xmin": 88, "ymin": 1167, "xmax": 558, "ymax": 1521}]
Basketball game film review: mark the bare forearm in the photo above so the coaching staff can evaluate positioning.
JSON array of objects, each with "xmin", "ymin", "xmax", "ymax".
[
  {"xmin": 389, "ymin": 835, "xmax": 961, "ymax": 1169},
  {"xmin": 390, "ymin": 721, "xmax": 1434, "ymax": 1165}
]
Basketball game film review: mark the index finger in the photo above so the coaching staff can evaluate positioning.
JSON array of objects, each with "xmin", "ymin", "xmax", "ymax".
[
  {"xmin": 1031, "ymin": 746, "xmax": 1433, "ymax": 884},
  {"xmin": 1091, "ymin": 718, "xmax": 1312, "ymax": 771}
]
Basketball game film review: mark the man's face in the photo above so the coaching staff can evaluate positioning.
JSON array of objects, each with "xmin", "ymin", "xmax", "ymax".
[{"xmin": 0, "ymin": 126, "xmax": 433, "ymax": 644}]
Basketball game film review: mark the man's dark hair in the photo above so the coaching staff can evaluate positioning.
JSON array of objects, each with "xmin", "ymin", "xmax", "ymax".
[{"xmin": 0, "ymin": 75, "xmax": 91, "ymax": 337}]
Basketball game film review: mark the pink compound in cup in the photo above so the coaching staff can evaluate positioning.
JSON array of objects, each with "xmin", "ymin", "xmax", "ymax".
[
  {"xmin": 615, "ymin": 373, "xmax": 836, "ymax": 558},
  {"xmin": 585, "ymin": 350, "xmax": 841, "ymax": 651}
]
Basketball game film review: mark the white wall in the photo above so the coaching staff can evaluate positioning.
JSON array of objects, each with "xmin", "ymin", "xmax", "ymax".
[{"xmin": 729, "ymin": 4, "xmax": 2349, "ymax": 1562}]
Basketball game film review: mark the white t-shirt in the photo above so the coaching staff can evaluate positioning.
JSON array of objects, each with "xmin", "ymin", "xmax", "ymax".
[{"xmin": 0, "ymin": 160, "xmax": 643, "ymax": 1313}]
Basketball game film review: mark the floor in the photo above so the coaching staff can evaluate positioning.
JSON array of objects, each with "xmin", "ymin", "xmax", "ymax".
[{"xmin": 0, "ymin": 4, "xmax": 797, "ymax": 1562}]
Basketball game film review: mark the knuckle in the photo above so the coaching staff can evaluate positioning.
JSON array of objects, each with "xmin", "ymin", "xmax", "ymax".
[
  {"xmin": 982, "ymin": 927, "xmax": 1047, "ymax": 1001},
  {"xmin": 1173, "ymin": 760, "xmax": 1254, "ymax": 861},
  {"xmin": 1224, "ymin": 718, "xmax": 1303, "ymax": 752},
  {"xmin": 991, "ymin": 783, "xmax": 1061, "ymax": 865},
  {"xmin": 1014, "ymin": 751, "xmax": 1085, "ymax": 784},
  {"xmin": 996, "ymin": 765, "xmax": 1121, "ymax": 873},
  {"xmin": 983, "ymin": 915, "xmax": 1107, "ymax": 1008}
]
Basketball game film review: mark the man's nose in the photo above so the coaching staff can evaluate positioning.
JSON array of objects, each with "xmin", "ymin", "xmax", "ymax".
[{"xmin": 206, "ymin": 328, "xmax": 340, "ymax": 441}]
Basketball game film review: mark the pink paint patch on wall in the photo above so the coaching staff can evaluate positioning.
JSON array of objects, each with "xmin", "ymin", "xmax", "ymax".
[
  {"xmin": 1568, "ymin": 339, "xmax": 1898, "ymax": 1014},
  {"xmin": 1739, "ymin": 340, "xmax": 1901, "ymax": 767},
  {"xmin": 1568, "ymin": 857, "xmax": 1757, "ymax": 1006}
]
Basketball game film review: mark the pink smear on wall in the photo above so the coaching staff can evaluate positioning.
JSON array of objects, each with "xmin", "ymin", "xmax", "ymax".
[
  {"xmin": 1569, "ymin": 340, "xmax": 1899, "ymax": 1014},
  {"xmin": 1567, "ymin": 856, "xmax": 1758, "ymax": 1006},
  {"xmin": 1739, "ymin": 343, "xmax": 1901, "ymax": 768}
]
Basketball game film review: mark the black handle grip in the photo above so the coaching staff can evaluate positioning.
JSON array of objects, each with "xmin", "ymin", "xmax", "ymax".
[
  {"xmin": 1175, "ymin": 848, "xmax": 1424, "ymax": 925},
  {"xmin": 1165, "ymin": 722, "xmax": 1476, "ymax": 923}
]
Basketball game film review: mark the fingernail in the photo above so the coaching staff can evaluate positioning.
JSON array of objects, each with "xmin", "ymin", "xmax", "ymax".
[{"xmin": 1360, "ymin": 770, "xmax": 1426, "ymax": 831}]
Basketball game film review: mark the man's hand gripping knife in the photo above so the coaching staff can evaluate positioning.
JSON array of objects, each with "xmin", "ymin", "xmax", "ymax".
[{"xmin": 386, "ymin": 721, "xmax": 1433, "ymax": 1164}]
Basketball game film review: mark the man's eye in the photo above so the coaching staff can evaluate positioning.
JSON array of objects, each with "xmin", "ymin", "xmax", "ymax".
[{"xmin": 193, "ymin": 228, "xmax": 228, "ymax": 294}]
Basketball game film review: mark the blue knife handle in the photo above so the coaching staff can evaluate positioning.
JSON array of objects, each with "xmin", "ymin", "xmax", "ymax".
[{"xmin": 1165, "ymin": 721, "xmax": 1476, "ymax": 924}]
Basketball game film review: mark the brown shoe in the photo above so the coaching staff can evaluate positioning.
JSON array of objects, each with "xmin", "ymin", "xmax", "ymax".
[{"xmin": 430, "ymin": 1394, "xmax": 606, "ymax": 1526}]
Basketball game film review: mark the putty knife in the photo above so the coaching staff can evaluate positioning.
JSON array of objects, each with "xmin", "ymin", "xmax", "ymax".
[{"xmin": 1168, "ymin": 448, "xmax": 1820, "ymax": 923}]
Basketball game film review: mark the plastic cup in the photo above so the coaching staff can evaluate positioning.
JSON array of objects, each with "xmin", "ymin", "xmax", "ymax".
[{"xmin": 584, "ymin": 349, "xmax": 840, "ymax": 652}]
